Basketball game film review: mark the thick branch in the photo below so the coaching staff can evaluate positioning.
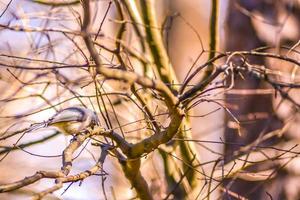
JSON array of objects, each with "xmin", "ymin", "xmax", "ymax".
[
  {"xmin": 204, "ymin": 0, "xmax": 219, "ymax": 78},
  {"xmin": 139, "ymin": 0, "xmax": 178, "ymax": 86},
  {"xmin": 128, "ymin": 110, "xmax": 184, "ymax": 158},
  {"xmin": 0, "ymin": 171, "xmax": 63, "ymax": 192},
  {"xmin": 81, "ymin": 1, "xmax": 177, "ymax": 109},
  {"xmin": 119, "ymin": 159, "xmax": 153, "ymax": 200},
  {"xmin": 0, "ymin": 131, "xmax": 99, "ymax": 196}
]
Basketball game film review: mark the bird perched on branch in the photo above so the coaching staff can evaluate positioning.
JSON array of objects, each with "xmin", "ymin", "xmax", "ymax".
[{"xmin": 46, "ymin": 107, "xmax": 100, "ymax": 135}]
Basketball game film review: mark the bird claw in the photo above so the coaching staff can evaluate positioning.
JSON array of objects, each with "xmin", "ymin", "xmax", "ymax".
[
  {"xmin": 90, "ymin": 126, "xmax": 105, "ymax": 134},
  {"xmin": 69, "ymin": 135, "xmax": 77, "ymax": 142}
]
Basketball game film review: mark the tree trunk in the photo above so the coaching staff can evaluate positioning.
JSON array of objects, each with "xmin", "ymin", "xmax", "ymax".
[{"xmin": 223, "ymin": 0, "xmax": 283, "ymax": 199}]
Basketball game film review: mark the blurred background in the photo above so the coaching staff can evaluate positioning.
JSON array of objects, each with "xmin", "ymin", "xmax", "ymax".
[{"xmin": 0, "ymin": 0, "xmax": 300, "ymax": 199}]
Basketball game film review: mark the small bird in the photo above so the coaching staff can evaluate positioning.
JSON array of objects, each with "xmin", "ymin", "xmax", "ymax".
[{"xmin": 47, "ymin": 107, "xmax": 100, "ymax": 135}]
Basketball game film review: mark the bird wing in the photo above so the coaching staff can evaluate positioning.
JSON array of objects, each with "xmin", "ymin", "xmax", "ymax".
[{"xmin": 48, "ymin": 108, "xmax": 83, "ymax": 124}]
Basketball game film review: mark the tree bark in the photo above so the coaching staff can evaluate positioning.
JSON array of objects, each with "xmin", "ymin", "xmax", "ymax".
[{"xmin": 223, "ymin": 1, "xmax": 283, "ymax": 199}]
